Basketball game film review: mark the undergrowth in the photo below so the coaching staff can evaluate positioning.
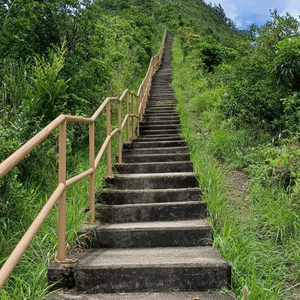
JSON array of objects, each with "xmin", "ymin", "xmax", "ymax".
[{"xmin": 172, "ymin": 36, "xmax": 300, "ymax": 300}]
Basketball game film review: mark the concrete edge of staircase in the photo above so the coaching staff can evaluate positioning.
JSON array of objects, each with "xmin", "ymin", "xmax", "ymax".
[{"xmin": 44, "ymin": 291, "xmax": 238, "ymax": 300}]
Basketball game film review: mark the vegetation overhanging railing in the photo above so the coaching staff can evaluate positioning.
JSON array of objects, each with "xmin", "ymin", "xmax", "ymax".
[{"xmin": 0, "ymin": 29, "xmax": 167, "ymax": 290}]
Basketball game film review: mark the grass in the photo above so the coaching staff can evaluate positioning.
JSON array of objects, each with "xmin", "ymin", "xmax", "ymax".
[{"xmin": 172, "ymin": 35, "xmax": 300, "ymax": 299}]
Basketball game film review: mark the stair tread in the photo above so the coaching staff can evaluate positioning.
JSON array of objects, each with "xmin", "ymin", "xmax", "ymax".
[
  {"xmin": 98, "ymin": 200, "xmax": 203, "ymax": 209},
  {"xmin": 122, "ymin": 153, "xmax": 189, "ymax": 157},
  {"xmin": 95, "ymin": 219, "xmax": 210, "ymax": 230},
  {"xmin": 64, "ymin": 246, "xmax": 228, "ymax": 268},
  {"xmin": 122, "ymin": 146, "xmax": 188, "ymax": 151},
  {"xmin": 100, "ymin": 187, "xmax": 201, "ymax": 193},
  {"xmin": 44, "ymin": 291, "xmax": 236, "ymax": 300},
  {"xmin": 114, "ymin": 172, "xmax": 197, "ymax": 178},
  {"xmin": 115, "ymin": 160, "xmax": 191, "ymax": 166}
]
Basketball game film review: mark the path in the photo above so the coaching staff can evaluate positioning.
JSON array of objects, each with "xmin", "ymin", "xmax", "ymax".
[{"xmin": 45, "ymin": 33, "xmax": 233, "ymax": 300}]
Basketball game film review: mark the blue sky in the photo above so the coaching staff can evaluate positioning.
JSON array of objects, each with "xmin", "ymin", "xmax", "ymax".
[{"xmin": 204, "ymin": 0, "xmax": 300, "ymax": 30}]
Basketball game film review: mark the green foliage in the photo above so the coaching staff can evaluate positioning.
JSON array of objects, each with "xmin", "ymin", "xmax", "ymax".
[
  {"xmin": 0, "ymin": 1, "xmax": 163, "ymax": 298},
  {"xmin": 172, "ymin": 35, "xmax": 300, "ymax": 299},
  {"xmin": 177, "ymin": 27, "xmax": 238, "ymax": 73},
  {"xmin": 217, "ymin": 11, "xmax": 300, "ymax": 133},
  {"xmin": 272, "ymin": 37, "xmax": 300, "ymax": 91},
  {"xmin": 155, "ymin": 0, "xmax": 239, "ymax": 42},
  {"xmin": 29, "ymin": 46, "xmax": 69, "ymax": 121},
  {"xmin": 0, "ymin": 57, "xmax": 31, "ymax": 112}
]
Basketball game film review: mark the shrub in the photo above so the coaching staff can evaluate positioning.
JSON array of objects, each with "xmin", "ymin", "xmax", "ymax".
[{"xmin": 272, "ymin": 37, "xmax": 300, "ymax": 91}]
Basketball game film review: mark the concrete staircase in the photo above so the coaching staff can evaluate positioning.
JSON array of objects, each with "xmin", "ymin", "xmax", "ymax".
[{"xmin": 46, "ymin": 33, "xmax": 232, "ymax": 300}]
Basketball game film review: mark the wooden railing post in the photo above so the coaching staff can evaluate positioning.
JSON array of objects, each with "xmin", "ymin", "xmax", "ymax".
[
  {"xmin": 57, "ymin": 119, "xmax": 66, "ymax": 261},
  {"xmin": 106, "ymin": 101, "xmax": 112, "ymax": 177},
  {"xmin": 143, "ymin": 85, "xmax": 146, "ymax": 114},
  {"xmin": 139, "ymin": 94, "xmax": 143, "ymax": 123},
  {"xmin": 118, "ymin": 101, "xmax": 122, "ymax": 163},
  {"xmin": 141, "ymin": 86, "xmax": 144, "ymax": 115},
  {"xmin": 136, "ymin": 95, "xmax": 140, "ymax": 136},
  {"xmin": 89, "ymin": 122, "xmax": 95, "ymax": 223},
  {"xmin": 131, "ymin": 93, "xmax": 135, "ymax": 138},
  {"xmin": 126, "ymin": 92, "xmax": 129, "ymax": 142}
]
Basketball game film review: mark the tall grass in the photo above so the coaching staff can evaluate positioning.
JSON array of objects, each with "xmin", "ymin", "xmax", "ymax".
[{"xmin": 172, "ymin": 36, "xmax": 300, "ymax": 299}]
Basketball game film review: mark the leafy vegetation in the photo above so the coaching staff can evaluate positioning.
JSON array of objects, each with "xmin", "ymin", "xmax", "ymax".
[
  {"xmin": 0, "ymin": 0, "xmax": 163, "ymax": 298},
  {"xmin": 2, "ymin": 0, "xmax": 300, "ymax": 299},
  {"xmin": 172, "ymin": 5, "xmax": 300, "ymax": 299}
]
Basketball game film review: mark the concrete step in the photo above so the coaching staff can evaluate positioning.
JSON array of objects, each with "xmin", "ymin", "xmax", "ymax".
[
  {"xmin": 121, "ymin": 153, "xmax": 190, "ymax": 163},
  {"xmin": 148, "ymin": 92, "xmax": 174, "ymax": 95},
  {"xmin": 139, "ymin": 120, "xmax": 180, "ymax": 126},
  {"xmin": 149, "ymin": 85, "xmax": 173, "ymax": 88},
  {"xmin": 143, "ymin": 113, "xmax": 178, "ymax": 118},
  {"xmin": 149, "ymin": 90, "xmax": 174, "ymax": 93},
  {"xmin": 148, "ymin": 95, "xmax": 174, "ymax": 98},
  {"xmin": 145, "ymin": 108, "xmax": 176, "ymax": 114},
  {"xmin": 111, "ymin": 172, "xmax": 198, "ymax": 190},
  {"xmin": 96, "ymin": 201, "xmax": 206, "ymax": 223},
  {"xmin": 134, "ymin": 135, "xmax": 182, "ymax": 141},
  {"xmin": 123, "ymin": 140, "xmax": 185, "ymax": 149},
  {"xmin": 143, "ymin": 116, "xmax": 180, "ymax": 121},
  {"xmin": 139, "ymin": 124, "xmax": 180, "ymax": 131},
  {"xmin": 122, "ymin": 146, "xmax": 189, "ymax": 155},
  {"xmin": 145, "ymin": 105, "xmax": 176, "ymax": 110},
  {"xmin": 145, "ymin": 105, "xmax": 175, "ymax": 109},
  {"xmin": 44, "ymin": 291, "xmax": 237, "ymax": 300},
  {"xmin": 138, "ymin": 129, "xmax": 180, "ymax": 136},
  {"xmin": 135, "ymin": 135, "xmax": 181, "ymax": 141},
  {"xmin": 82, "ymin": 220, "xmax": 212, "ymax": 248},
  {"xmin": 48, "ymin": 247, "xmax": 230, "ymax": 293},
  {"xmin": 144, "ymin": 108, "xmax": 177, "ymax": 113},
  {"xmin": 96, "ymin": 187, "xmax": 202, "ymax": 205},
  {"xmin": 148, "ymin": 99, "xmax": 174, "ymax": 102},
  {"xmin": 147, "ymin": 98, "xmax": 175, "ymax": 102},
  {"xmin": 115, "ymin": 161, "xmax": 193, "ymax": 173},
  {"xmin": 147, "ymin": 100, "xmax": 176, "ymax": 105}
]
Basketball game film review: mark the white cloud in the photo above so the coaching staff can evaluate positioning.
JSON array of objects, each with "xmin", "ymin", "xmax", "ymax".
[
  {"xmin": 235, "ymin": 19, "xmax": 243, "ymax": 28},
  {"xmin": 279, "ymin": 0, "xmax": 300, "ymax": 20},
  {"xmin": 245, "ymin": 19, "xmax": 254, "ymax": 25}
]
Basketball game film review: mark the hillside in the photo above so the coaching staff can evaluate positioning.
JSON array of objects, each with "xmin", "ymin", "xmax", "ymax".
[
  {"xmin": 3, "ymin": 0, "xmax": 300, "ymax": 299},
  {"xmin": 170, "ymin": 3, "xmax": 300, "ymax": 300}
]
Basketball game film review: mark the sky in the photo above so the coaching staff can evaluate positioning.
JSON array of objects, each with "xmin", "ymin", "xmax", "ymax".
[{"xmin": 203, "ymin": 0, "xmax": 300, "ymax": 30}]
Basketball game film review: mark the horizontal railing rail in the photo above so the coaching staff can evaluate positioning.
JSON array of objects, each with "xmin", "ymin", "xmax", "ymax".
[{"xmin": 0, "ymin": 29, "xmax": 166, "ymax": 290}]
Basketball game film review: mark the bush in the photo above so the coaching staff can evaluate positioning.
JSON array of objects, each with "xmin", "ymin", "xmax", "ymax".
[{"xmin": 272, "ymin": 37, "xmax": 300, "ymax": 91}]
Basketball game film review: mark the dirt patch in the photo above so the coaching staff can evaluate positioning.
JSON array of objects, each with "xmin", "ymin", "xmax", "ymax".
[{"xmin": 225, "ymin": 167, "xmax": 248, "ymax": 206}]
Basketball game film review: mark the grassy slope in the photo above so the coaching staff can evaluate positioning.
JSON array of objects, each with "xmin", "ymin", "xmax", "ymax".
[{"xmin": 172, "ymin": 35, "xmax": 300, "ymax": 300}]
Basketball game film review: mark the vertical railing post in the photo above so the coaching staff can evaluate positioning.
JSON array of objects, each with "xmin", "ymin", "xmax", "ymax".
[
  {"xmin": 126, "ymin": 92, "xmax": 129, "ymax": 142},
  {"xmin": 144, "ymin": 85, "xmax": 146, "ymax": 113},
  {"xmin": 106, "ymin": 101, "xmax": 112, "ymax": 177},
  {"xmin": 142, "ymin": 86, "xmax": 145, "ymax": 115},
  {"xmin": 136, "ymin": 95, "xmax": 140, "ymax": 136},
  {"xmin": 118, "ymin": 101, "xmax": 122, "ymax": 163},
  {"xmin": 139, "ymin": 94, "xmax": 143, "ymax": 123},
  {"xmin": 57, "ymin": 119, "xmax": 66, "ymax": 261},
  {"xmin": 89, "ymin": 122, "xmax": 95, "ymax": 223},
  {"xmin": 131, "ymin": 93, "xmax": 135, "ymax": 138}
]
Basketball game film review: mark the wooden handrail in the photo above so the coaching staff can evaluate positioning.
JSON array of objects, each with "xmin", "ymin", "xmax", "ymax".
[
  {"xmin": 0, "ymin": 115, "xmax": 66, "ymax": 179},
  {"xmin": 0, "ymin": 28, "xmax": 166, "ymax": 290}
]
